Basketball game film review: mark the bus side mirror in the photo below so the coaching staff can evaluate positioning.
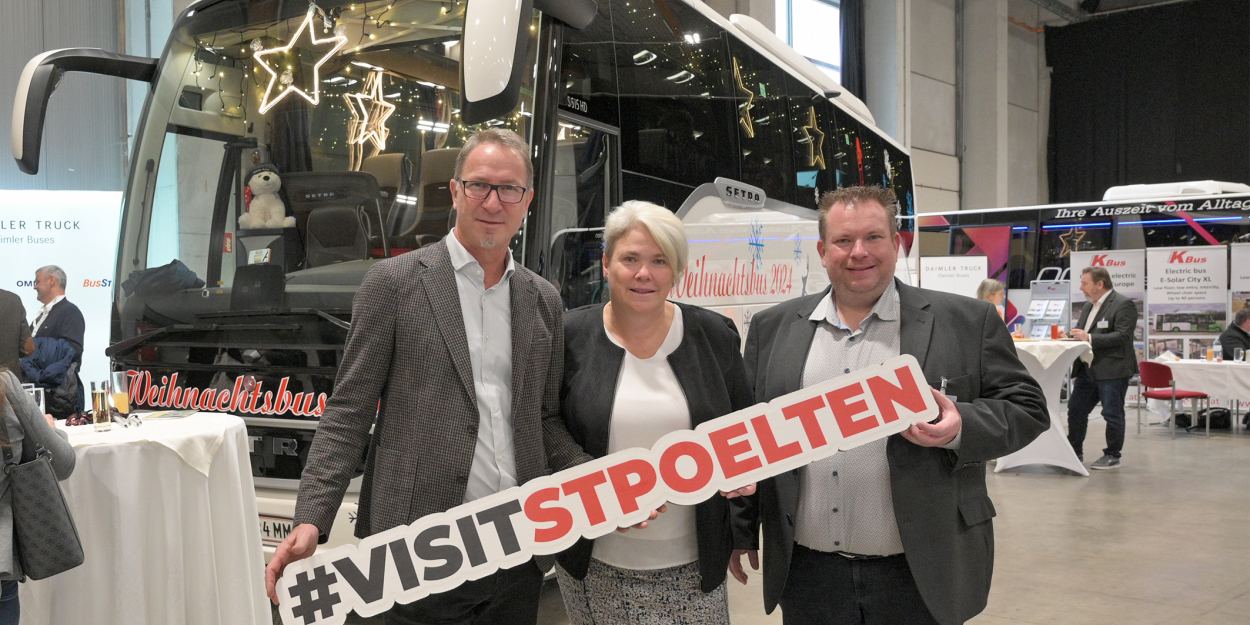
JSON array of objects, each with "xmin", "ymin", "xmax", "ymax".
[
  {"xmin": 459, "ymin": 0, "xmax": 598, "ymax": 125},
  {"xmin": 12, "ymin": 48, "xmax": 157, "ymax": 175}
]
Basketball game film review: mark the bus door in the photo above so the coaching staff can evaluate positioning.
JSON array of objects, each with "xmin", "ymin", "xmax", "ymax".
[{"xmin": 547, "ymin": 112, "xmax": 620, "ymax": 309}]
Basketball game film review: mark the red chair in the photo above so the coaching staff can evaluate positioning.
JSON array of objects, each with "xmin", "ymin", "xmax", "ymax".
[{"xmin": 1138, "ymin": 361, "xmax": 1211, "ymax": 437}]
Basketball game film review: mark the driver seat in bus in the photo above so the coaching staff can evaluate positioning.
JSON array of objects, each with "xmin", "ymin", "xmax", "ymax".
[
  {"xmin": 396, "ymin": 147, "xmax": 458, "ymax": 247},
  {"xmin": 283, "ymin": 172, "xmax": 376, "ymax": 267},
  {"xmin": 360, "ymin": 153, "xmax": 415, "ymax": 247}
]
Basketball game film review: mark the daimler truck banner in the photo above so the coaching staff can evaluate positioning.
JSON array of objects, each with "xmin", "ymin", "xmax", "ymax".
[
  {"xmin": 0, "ymin": 191, "xmax": 123, "ymax": 389},
  {"xmin": 919, "ymin": 256, "xmax": 987, "ymax": 299},
  {"xmin": 1146, "ymin": 246, "xmax": 1227, "ymax": 357},
  {"xmin": 276, "ymin": 356, "xmax": 939, "ymax": 625}
]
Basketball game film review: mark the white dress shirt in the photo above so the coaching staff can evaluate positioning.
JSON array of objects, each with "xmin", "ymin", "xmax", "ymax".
[
  {"xmin": 1082, "ymin": 290, "xmax": 1111, "ymax": 332},
  {"xmin": 446, "ymin": 230, "xmax": 518, "ymax": 503},
  {"xmin": 31, "ymin": 295, "xmax": 65, "ymax": 336}
]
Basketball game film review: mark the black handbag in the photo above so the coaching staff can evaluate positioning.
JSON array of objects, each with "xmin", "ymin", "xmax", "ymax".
[{"xmin": 1, "ymin": 410, "xmax": 84, "ymax": 580}]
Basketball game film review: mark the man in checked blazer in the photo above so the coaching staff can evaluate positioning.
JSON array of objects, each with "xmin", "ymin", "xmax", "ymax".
[
  {"xmin": 730, "ymin": 187, "xmax": 1047, "ymax": 625},
  {"xmin": 265, "ymin": 129, "xmax": 592, "ymax": 624}
]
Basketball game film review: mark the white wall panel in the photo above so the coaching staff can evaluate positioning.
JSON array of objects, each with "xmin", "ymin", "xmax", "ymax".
[{"xmin": 909, "ymin": 73, "xmax": 957, "ymax": 155}]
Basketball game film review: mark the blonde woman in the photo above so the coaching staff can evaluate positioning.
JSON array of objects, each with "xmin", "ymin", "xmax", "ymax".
[
  {"xmin": 977, "ymin": 278, "xmax": 1006, "ymax": 320},
  {"xmin": 556, "ymin": 201, "xmax": 753, "ymax": 625}
]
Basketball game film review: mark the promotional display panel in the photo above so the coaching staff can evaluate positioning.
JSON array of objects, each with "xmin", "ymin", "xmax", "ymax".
[
  {"xmin": 919, "ymin": 256, "xmax": 987, "ymax": 299},
  {"xmin": 276, "ymin": 356, "xmax": 939, "ymax": 625},
  {"xmin": 1231, "ymin": 244, "xmax": 1250, "ymax": 319},
  {"xmin": 1145, "ymin": 246, "xmax": 1228, "ymax": 359},
  {"xmin": 0, "ymin": 191, "xmax": 123, "ymax": 389},
  {"xmin": 1070, "ymin": 250, "xmax": 1146, "ymax": 365}
]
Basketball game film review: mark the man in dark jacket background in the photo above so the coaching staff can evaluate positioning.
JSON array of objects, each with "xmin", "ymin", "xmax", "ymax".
[
  {"xmin": 1218, "ymin": 307, "xmax": 1250, "ymax": 361},
  {"xmin": 1068, "ymin": 266, "xmax": 1138, "ymax": 470},
  {"xmin": 27, "ymin": 266, "xmax": 86, "ymax": 415}
]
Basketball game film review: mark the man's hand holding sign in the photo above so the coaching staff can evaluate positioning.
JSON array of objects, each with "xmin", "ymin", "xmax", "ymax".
[{"xmin": 271, "ymin": 355, "xmax": 938, "ymax": 625}]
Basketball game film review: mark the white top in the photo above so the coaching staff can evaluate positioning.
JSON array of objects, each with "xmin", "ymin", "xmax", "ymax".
[
  {"xmin": 32, "ymin": 294, "xmax": 65, "ymax": 335},
  {"xmin": 591, "ymin": 305, "xmax": 698, "ymax": 570},
  {"xmin": 446, "ymin": 230, "xmax": 518, "ymax": 503}
]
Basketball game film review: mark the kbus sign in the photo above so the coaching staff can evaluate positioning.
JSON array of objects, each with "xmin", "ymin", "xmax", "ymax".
[{"xmin": 275, "ymin": 356, "xmax": 939, "ymax": 625}]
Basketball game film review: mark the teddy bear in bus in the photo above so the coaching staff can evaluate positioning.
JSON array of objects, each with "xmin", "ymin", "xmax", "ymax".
[{"xmin": 239, "ymin": 164, "xmax": 295, "ymax": 229}]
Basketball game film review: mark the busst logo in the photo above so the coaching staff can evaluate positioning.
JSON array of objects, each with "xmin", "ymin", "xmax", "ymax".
[
  {"xmin": 1090, "ymin": 254, "xmax": 1126, "ymax": 268},
  {"xmin": 1168, "ymin": 250, "xmax": 1206, "ymax": 264},
  {"xmin": 82, "ymin": 278, "xmax": 113, "ymax": 288}
]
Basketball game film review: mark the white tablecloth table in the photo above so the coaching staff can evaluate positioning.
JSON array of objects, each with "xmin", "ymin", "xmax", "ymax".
[
  {"xmin": 1151, "ymin": 359, "xmax": 1250, "ymax": 430},
  {"xmin": 19, "ymin": 413, "xmax": 269, "ymax": 625},
  {"xmin": 996, "ymin": 340, "xmax": 1091, "ymax": 476}
]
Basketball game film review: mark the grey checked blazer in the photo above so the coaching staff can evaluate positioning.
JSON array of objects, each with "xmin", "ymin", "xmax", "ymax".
[{"xmin": 293, "ymin": 241, "xmax": 591, "ymax": 545}]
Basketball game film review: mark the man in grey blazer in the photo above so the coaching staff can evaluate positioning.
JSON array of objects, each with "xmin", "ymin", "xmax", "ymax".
[
  {"xmin": 1067, "ymin": 266, "xmax": 1138, "ymax": 470},
  {"xmin": 730, "ymin": 187, "xmax": 1047, "ymax": 625},
  {"xmin": 265, "ymin": 129, "xmax": 591, "ymax": 624}
]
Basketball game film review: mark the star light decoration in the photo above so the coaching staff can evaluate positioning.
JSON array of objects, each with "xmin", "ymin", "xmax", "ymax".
[
  {"xmin": 800, "ymin": 106, "xmax": 827, "ymax": 170},
  {"xmin": 732, "ymin": 57, "xmax": 755, "ymax": 139},
  {"xmin": 346, "ymin": 69, "xmax": 396, "ymax": 151},
  {"xmin": 254, "ymin": 5, "xmax": 347, "ymax": 114},
  {"xmin": 1058, "ymin": 227, "xmax": 1087, "ymax": 257}
]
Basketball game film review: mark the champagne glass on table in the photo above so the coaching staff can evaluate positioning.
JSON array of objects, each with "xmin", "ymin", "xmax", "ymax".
[{"xmin": 109, "ymin": 370, "xmax": 139, "ymax": 427}]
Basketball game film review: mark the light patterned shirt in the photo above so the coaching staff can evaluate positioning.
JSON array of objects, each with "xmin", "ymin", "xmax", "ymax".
[{"xmin": 794, "ymin": 281, "xmax": 904, "ymax": 556}]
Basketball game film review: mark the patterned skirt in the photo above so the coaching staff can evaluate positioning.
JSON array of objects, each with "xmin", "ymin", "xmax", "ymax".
[{"xmin": 555, "ymin": 559, "xmax": 729, "ymax": 625}]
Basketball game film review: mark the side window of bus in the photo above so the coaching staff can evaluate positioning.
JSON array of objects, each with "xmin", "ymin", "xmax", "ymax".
[
  {"xmin": 612, "ymin": 3, "xmax": 738, "ymax": 198},
  {"xmin": 560, "ymin": 1, "xmax": 620, "ymax": 128},
  {"xmin": 789, "ymin": 92, "xmax": 837, "ymax": 207},
  {"xmin": 1037, "ymin": 222, "xmax": 1112, "ymax": 272},
  {"xmin": 728, "ymin": 38, "xmax": 794, "ymax": 205}
]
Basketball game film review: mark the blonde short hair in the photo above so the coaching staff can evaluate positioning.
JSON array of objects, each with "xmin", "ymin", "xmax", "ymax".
[
  {"xmin": 976, "ymin": 278, "xmax": 1005, "ymax": 302},
  {"xmin": 604, "ymin": 201, "xmax": 689, "ymax": 278}
]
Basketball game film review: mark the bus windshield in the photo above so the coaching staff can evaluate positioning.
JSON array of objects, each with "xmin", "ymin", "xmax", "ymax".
[{"xmin": 130, "ymin": 0, "xmax": 536, "ymax": 310}]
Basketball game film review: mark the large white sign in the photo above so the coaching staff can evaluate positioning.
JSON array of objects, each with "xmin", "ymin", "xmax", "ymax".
[
  {"xmin": 1069, "ymin": 250, "xmax": 1145, "ymax": 298},
  {"xmin": 1146, "ymin": 246, "xmax": 1227, "ymax": 342},
  {"xmin": 276, "ymin": 356, "xmax": 939, "ymax": 625},
  {"xmin": 1231, "ymin": 244, "xmax": 1250, "ymax": 320},
  {"xmin": 0, "ymin": 191, "xmax": 123, "ymax": 396},
  {"xmin": 919, "ymin": 256, "xmax": 987, "ymax": 299}
]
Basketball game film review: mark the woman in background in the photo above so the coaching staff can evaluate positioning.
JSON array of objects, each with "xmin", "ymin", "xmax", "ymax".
[
  {"xmin": 0, "ymin": 369, "xmax": 76, "ymax": 624},
  {"xmin": 977, "ymin": 278, "xmax": 1007, "ymax": 321},
  {"xmin": 556, "ymin": 201, "xmax": 753, "ymax": 625}
]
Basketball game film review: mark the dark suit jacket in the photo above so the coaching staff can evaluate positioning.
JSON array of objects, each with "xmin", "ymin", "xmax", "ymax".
[
  {"xmin": 742, "ymin": 281, "xmax": 1048, "ymax": 625},
  {"xmin": 0, "ymin": 290, "xmax": 32, "ymax": 377},
  {"xmin": 293, "ymin": 241, "xmax": 592, "ymax": 568},
  {"xmin": 1071, "ymin": 290, "xmax": 1137, "ymax": 380},
  {"xmin": 1218, "ymin": 323, "xmax": 1250, "ymax": 361},
  {"xmin": 557, "ymin": 302, "xmax": 754, "ymax": 592},
  {"xmin": 32, "ymin": 298, "xmax": 84, "ymax": 356}
]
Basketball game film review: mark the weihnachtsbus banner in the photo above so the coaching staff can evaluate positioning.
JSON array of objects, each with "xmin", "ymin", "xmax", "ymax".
[{"xmin": 276, "ymin": 356, "xmax": 939, "ymax": 625}]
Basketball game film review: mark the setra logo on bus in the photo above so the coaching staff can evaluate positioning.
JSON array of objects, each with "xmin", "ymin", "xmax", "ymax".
[
  {"xmin": 1089, "ymin": 254, "xmax": 1126, "ymax": 268},
  {"xmin": 1168, "ymin": 250, "xmax": 1206, "ymax": 264}
]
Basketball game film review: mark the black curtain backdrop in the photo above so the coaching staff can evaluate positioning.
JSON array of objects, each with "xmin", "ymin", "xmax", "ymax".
[
  {"xmin": 1045, "ymin": 0, "xmax": 1249, "ymax": 203},
  {"xmin": 840, "ymin": 0, "xmax": 865, "ymax": 98}
]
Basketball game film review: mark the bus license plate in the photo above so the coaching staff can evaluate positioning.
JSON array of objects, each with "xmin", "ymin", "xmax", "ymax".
[{"xmin": 259, "ymin": 514, "xmax": 294, "ymax": 547}]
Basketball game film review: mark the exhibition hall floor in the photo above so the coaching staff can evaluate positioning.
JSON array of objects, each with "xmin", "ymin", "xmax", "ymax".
[
  {"xmin": 538, "ymin": 421, "xmax": 1250, "ymax": 625},
  {"xmin": 319, "ymin": 422, "xmax": 1249, "ymax": 625}
]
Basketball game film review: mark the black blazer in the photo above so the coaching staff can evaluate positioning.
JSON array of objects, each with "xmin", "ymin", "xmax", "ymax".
[
  {"xmin": 742, "ymin": 282, "xmax": 1048, "ymax": 625},
  {"xmin": 1071, "ymin": 290, "xmax": 1138, "ymax": 380},
  {"xmin": 557, "ymin": 301, "xmax": 754, "ymax": 592},
  {"xmin": 1218, "ymin": 323, "xmax": 1250, "ymax": 360},
  {"xmin": 33, "ymin": 298, "xmax": 85, "ymax": 358}
]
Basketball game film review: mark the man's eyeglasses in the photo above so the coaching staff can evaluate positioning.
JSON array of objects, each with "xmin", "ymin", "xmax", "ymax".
[{"xmin": 457, "ymin": 179, "xmax": 529, "ymax": 204}]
